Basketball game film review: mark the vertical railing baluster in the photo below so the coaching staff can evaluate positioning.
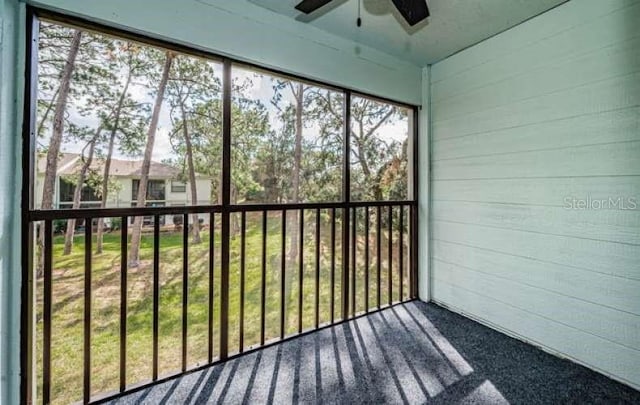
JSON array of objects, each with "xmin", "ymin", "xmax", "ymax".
[
  {"xmin": 280, "ymin": 210, "xmax": 286, "ymax": 340},
  {"xmin": 298, "ymin": 209, "xmax": 304, "ymax": 334},
  {"xmin": 388, "ymin": 206, "xmax": 393, "ymax": 306},
  {"xmin": 399, "ymin": 206, "xmax": 404, "ymax": 301},
  {"xmin": 351, "ymin": 207, "xmax": 356, "ymax": 316},
  {"xmin": 239, "ymin": 212, "xmax": 246, "ymax": 353},
  {"xmin": 84, "ymin": 217, "xmax": 92, "ymax": 403},
  {"xmin": 120, "ymin": 216, "xmax": 128, "ymax": 392},
  {"xmin": 342, "ymin": 206, "xmax": 350, "ymax": 320},
  {"xmin": 364, "ymin": 206, "xmax": 369, "ymax": 312},
  {"xmin": 260, "ymin": 210, "xmax": 267, "ymax": 346},
  {"xmin": 220, "ymin": 205, "xmax": 230, "ymax": 361},
  {"xmin": 152, "ymin": 215, "xmax": 160, "ymax": 381},
  {"xmin": 330, "ymin": 208, "xmax": 336, "ymax": 324},
  {"xmin": 376, "ymin": 206, "xmax": 381, "ymax": 309},
  {"xmin": 43, "ymin": 220, "xmax": 53, "ymax": 405},
  {"xmin": 315, "ymin": 208, "xmax": 320, "ymax": 329},
  {"xmin": 411, "ymin": 204, "xmax": 418, "ymax": 299},
  {"xmin": 208, "ymin": 212, "xmax": 214, "ymax": 363},
  {"xmin": 182, "ymin": 213, "xmax": 188, "ymax": 372}
]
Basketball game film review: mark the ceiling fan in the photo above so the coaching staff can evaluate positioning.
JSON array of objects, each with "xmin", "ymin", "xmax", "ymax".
[{"xmin": 295, "ymin": 0, "xmax": 430, "ymax": 26}]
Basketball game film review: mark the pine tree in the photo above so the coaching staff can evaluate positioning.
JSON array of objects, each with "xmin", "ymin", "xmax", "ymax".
[{"xmin": 128, "ymin": 51, "xmax": 174, "ymax": 267}]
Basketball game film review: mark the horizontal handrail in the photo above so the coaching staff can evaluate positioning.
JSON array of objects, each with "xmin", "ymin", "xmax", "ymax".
[{"xmin": 28, "ymin": 200, "xmax": 416, "ymax": 221}]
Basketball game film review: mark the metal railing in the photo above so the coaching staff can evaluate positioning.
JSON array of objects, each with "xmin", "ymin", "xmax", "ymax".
[{"xmin": 30, "ymin": 200, "xmax": 417, "ymax": 404}]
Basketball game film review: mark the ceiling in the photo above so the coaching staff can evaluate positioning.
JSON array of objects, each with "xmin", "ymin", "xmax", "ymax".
[{"xmin": 249, "ymin": 0, "xmax": 568, "ymax": 66}]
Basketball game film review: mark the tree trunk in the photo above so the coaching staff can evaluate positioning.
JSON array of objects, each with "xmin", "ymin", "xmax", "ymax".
[
  {"xmin": 37, "ymin": 30, "xmax": 82, "ymax": 277},
  {"xmin": 37, "ymin": 87, "xmax": 59, "ymax": 138},
  {"xmin": 180, "ymin": 102, "xmax": 201, "ymax": 244},
  {"xmin": 96, "ymin": 69, "xmax": 132, "ymax": 253},
  {"xmin": 230, "ymin": 184, "xmax": 239, "ymax": 235},
  {"xmin": 129, "ymin": 52, "xmax": 174, "ymax": 267},
  {"xmin": 63, "ymin": 129, "xmax": 100, "ymax": 255},
  {"xmin": 284, "ymin": 83, "xmax": 304, "ymax": 324},
  {"xmin": 40, "ymin": 30, "xmax": 82, "ymax": 210},
  {"xmin": 95, "ymin": 131, "xmax": 115, "ymax": 254},
  {"xmin": 355, "ymin": 109, "xmax": 394, "ymax": 201}
]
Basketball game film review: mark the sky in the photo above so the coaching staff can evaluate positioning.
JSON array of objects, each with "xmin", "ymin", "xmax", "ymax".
[{"xmin": 50, "ymin": 49, "xmax": 410, "ymax": 165}]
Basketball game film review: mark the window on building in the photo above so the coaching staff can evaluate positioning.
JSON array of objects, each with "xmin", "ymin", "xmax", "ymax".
[
  {"xmin": 132, "ymin": 179, "xmax": 166, "ymax": 202},
  {"xmin": 171, "ymin": 180, "xmax": 187, "ymax": 193},
  {"xmin": 58, "ymin": 178, "xmax": 101, "ymax": 206}
]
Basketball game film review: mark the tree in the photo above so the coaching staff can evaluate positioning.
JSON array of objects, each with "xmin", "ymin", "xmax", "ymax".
[
  {"xmin": 95, "ymin": 41, "xmax": 150, "ymax": 254},
  {"xmin": 40, "ymin": 29, "xmax": 82, "ymax": 211},
  {"xmin": 35, "ymin": 28, "xmax": 82, "ymax": 276},
  {"xmin": 62, "ymin": 125, "xmax": 101, "ymax": 255},
  {"xmin": 166, "ymin": 55, "xmax": 221, "ymax": 243},
  {"xmin": 312, "ymin": 93, "xmax": 403, "ymax": 201},
  {"xmin": 37, "ymin": 24, "xmax": 123, "ymax": 264},
  {"xmin": 269, "ymin": 80, "xmax": 321, "ymax": 326},
  {"xmin": 128, "ymin": 51, "xmax": 174, "ymax": 267},
  {"xmin": 59, "ymin": 32, "xmax": 125, "ymax": 255},
  {"xmin": 183, "ymin": 78, "xmax": 270, "ymax": 207}
]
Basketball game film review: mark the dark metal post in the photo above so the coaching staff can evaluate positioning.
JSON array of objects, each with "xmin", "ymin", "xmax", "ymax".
[
  {"xmin": 411, "ymin": 107, "xmax": 420, "ymax": 299},
  {"xmin": 280, "ymin": 210, "xmax": 287, "ymax": 339},
  {"xmin": 42, "ymin": 220, "xmax": 53, "ymax": 405},
  {"xmin": 260, "ymin": 211, "xmax": 267, "ymax": 346},
  {"xmin": 152, "ymin": 215, "xmax": 160, "ymax": 380},
  {"xmin": 388, "ymin": 206, "xmax": 393, "ymax": 305},
  {"xmin": 84, "ymin": 218, "xmax": 92, "ymax": 403},
  {"xmin": 315, "ymin": 209, "xmax": 321, "ymax": 328},
  {"xmin": 364, "ymin": 206, "xmax": 369, "ymax": 312},
  {"xmin": 330, "ymin": 208, "xmax": 336, "ymax": 323},
  {"xmin": 182, "ymin": 213, "xmax": 189, "ymax": 371},
  {"xmin": 376, "ymin": 207, "xmax": 382, "ymax": 308},
  {"xmin": 239, "ymin": 212, "xmax": 246, "ymax": 352},
  {"xmin": 341, "ymin": 91, "xmax": 351, "ymax": 320},
  {"xmin": 208, "ymin": 212, "xmax": 215, "ymax": 362},
  {"xmin": 298, "ymin": 209, "xmax": 304, "ymax": 333},
  {"xmin": 120, "ymin": 217, "xmax": 128, "ymax": 392},
  {"xmin": 219, "ymin": 59, "xmax": 232, "ymax": 359},
  {"xmin": 351, "ymin": 207, "xmax": 356, "ymax": 315},
  {"xmin": 399, "ymin": 206, "xmax": 404, "ymax": 301}
]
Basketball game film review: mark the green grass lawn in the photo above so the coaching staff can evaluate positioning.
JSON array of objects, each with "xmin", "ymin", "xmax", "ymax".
[{"xmin": 36, "ymin": 210, "xmax": 409, "ymax": 404}]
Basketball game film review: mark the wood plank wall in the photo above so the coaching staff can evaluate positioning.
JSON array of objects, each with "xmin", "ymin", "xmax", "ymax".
[{"xmin": 429, "ymin": 0, "xmax": 640, "ymax": 389}]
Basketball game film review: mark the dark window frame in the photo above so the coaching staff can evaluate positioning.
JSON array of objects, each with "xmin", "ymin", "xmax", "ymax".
[
  {"xmin": 58, "ymin": 178, "xmax": 101, "ymax": 204},
  {"xmin": 20, "ymin": 7, "xmax": 419, "ymax": 405},
  {"xmin": 131, "ymin": 179, "xmax": 166, "ymax": 202}
]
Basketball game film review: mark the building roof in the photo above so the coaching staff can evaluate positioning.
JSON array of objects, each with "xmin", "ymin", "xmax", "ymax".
[{"xmin": 36, "ymin": 153, "xmax": 208, "ymax": 179}]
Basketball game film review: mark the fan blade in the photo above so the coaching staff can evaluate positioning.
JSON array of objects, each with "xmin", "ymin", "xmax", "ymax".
[
  {"xmin": 391, "ymin": 0, "xmax": 430, "ymax": 26},
  {"xmin": 295, "ymin": 0, "xmax": 334, "ymax": 14}
]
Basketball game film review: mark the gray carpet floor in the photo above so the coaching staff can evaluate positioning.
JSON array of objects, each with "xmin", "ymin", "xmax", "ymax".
[{"xmin": 108, "ymin": 301, "xmax": 640, "ymax": 404}]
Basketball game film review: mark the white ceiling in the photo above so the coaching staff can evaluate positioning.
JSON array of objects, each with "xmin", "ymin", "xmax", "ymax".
[{"xmin": 249, "ymin": 0, "xmax": 568, "ymax": 66}]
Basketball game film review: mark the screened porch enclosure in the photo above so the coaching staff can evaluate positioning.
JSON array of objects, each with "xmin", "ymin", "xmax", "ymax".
[{"xmin": 25, "ymin": 12, "xmax": 418, "ymax": 404}]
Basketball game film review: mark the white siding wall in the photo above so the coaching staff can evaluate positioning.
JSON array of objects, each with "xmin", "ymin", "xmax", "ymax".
[{"xmin": 429, "ymin": 0, "xmax": 640, "ymax": 389}]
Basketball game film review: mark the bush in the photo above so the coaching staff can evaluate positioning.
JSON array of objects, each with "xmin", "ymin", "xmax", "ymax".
[
  {"xmin": 53, "ymin": 219, "xmax": 67, "ymax": 234},
  {"xmin": 172, "ymin": 215, "xmax": 184, "ymax": 226},
  {"xmin": 109, "ymin": 217, "xmax": 121, "ymax": 231}
]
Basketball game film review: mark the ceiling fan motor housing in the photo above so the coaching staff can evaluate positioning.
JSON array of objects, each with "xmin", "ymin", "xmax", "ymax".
[
  {"xmin": 391, "ymin": 0, "xmax": 430, "ymax": 26},
  {"xmin": 295, "ymin": 0, "xmax": 430, "ymax": 27}
]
